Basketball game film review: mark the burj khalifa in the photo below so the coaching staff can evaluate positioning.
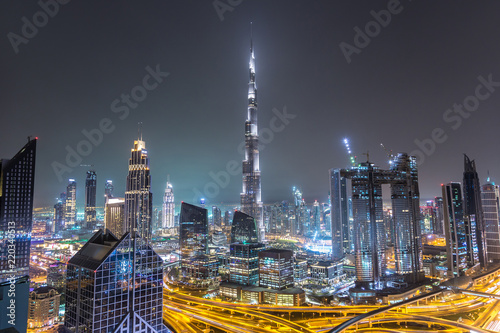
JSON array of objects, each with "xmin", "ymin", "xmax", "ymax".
[{"xmin": 240, "ymin": 27, "xmax": 264, "ymax": 241}]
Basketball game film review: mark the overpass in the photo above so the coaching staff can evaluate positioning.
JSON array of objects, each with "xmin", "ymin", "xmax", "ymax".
[{"xmin": 328, "ymin": 289, "xmax": 444, "ymax": 333}]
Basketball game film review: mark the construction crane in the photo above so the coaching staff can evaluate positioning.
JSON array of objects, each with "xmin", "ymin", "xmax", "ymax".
[
  {"xmin": 343, "ymin": 138, "xmax": 357, "ymax": 167},
  {"xmin": 380, "ymin": 143, "xmax": 394, "ymax": 164}
]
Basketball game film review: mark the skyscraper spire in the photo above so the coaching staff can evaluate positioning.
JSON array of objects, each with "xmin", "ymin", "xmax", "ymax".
[{"xmin": 241, "ymin": 25, "xmax": 264, "ymax": 241}]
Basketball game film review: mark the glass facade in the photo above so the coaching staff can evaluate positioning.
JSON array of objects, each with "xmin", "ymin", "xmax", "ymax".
[
  {"xmin": 443, "ymin": 182, "xmax": 468, "ymax": 277},
  {"xmin": 229, "ymin": 243, "xmax": 265, "ymax": 286},
  {"xmin": 0, "ymin": 138, "xmax": 36, "ymax": 332},
  {"xmin": 124, "ymin": 139, "xmax": 152, "ymax": 243},
  {"xmin": 85, "ymin": 170, "xmax": 97, "ymax": 229},
  {"xmin": 463, "ymin": 154, "xmax": 487, "ymax": 267},
  {"xmin": 231, "ymin": 210, "xmax": 258, "ymax": 244},
  {"xmin": 481, "ymin": 182, "xmax": 500, "ymax": 262},
  {"xmin": 258, "ymin": 249, "xmax": 293, "ymax": 290},
  {"xmin": 64, "ymin": 231, "xmax": 166, "ymax": 332}
]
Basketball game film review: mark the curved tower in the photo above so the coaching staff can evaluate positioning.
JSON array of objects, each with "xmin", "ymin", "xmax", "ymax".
[{"xmin": 241, "ymin": 25, "xmax": 264, "ymax": 240}]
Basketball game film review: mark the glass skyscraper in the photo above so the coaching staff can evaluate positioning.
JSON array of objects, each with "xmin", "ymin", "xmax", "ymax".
[
  {"xmin": 463, "ymin": 154, "xmax": 487, "ymax": 268},
  {"xmin": 85, "ymin": 169, "xmax": 97, "ymax": 230},
  {"xmin": 0, "ymin": 137, "xmax": 37, "ymax": 332},
  {"xmin": 179, "ymin": 202, "xmax": 218, "ymax": 284},
  {"xmin": 481, "ymin": 181, "xmax": 500, "ymax": 262},
  {"xmin": 65, "ymin": 179, "xmax": 77, "ymax": 227},
  {"xmin": 330, "ymin": 168, "xmax": 349, "ymax": 260},
  {"xmin": 64, "ymin": 230, "xmax": 167, "ymax": 332},
  {"xmin": 442, "ymin": 182, "xmax": 469, "ymax": 277},
  {"xmin": 124, "ymin": 137, "xmax": 152, "ymax": 243},
  {"xmin": 231, "ymin": 210, "xmax": 259, "ymax": 244},
  {"xmin": 162, "ymin": 181, "xmax": 174, "ymax": 229}
]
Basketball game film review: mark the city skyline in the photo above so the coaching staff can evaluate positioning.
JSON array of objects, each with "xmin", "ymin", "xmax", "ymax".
[{"xmin": 2, "ymin": 1, "xmax": 500, "ymax": 209}]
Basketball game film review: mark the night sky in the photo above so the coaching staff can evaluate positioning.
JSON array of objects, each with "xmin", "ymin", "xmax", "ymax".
[{"xmin": 2, "ymin": 1, "xmax": 500, "ymax": 209}]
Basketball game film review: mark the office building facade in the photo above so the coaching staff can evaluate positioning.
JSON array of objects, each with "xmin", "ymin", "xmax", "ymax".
[
  {"xmin": 0, "ymin": 137, "xmax": 37, "ymax": 332},
  {"xmin": 85, "ymin": 170, "xmax": 97, "ymax": 229}
]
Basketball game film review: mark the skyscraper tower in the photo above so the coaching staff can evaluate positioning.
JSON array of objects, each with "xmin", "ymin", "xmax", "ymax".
[
  {"xmin": 124, "ymin": 135, "xmax": 153, "ymax": 243},
  {"xmin": 330, "ymin": 168, "xmax": 349, "ymax": 260},
  {"xmin": 481, "ymin": 179, "xmax": 500, "ymax": 262},
  {"xmin": 463, "ymin": 154, "xmax": 488, "ymax": 268},
  {"xmin": 241, "ymin": 26, "xmax": 264, "ymax": 241},
  {"xmin": 312, "ymin": 200, "xmax": 321, "ymax": 234},
  {"xmin": 0, "ymin": 137, "xmax": 37, "ymax": 333},
  {"xmin": 162, "ymin": 181, "xmax": 175, "ymax": 229},
  {"xmin": 390, "ymin": 153, "xmax": 423, "ymax": 283},
  {"xmin": 85, "ymin": 170, "xmax": 97, "ymax": 229},
  {"xmin": 442, "ymin": 182, "xmax": 469, "ymax": 277},
  {"xmin": 65, "ymin": 179, "xmax": 77, "ymax": 227},
  {"xmin": 104, "ymin": 179, "xmax": 114, "ymax": 201}
]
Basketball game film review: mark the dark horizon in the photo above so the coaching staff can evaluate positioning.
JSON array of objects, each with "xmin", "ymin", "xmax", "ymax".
[{"xmin": 2, "ymin": 1, "xmax": 500, "ymax": 209}]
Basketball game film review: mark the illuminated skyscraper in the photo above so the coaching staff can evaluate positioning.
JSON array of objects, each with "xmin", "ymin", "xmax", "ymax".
[
  {"xmin": 312, "ymin": 200, "xmax": 321, "ymax": 235},
  {"xmin": 481, "ymin": 180, "xmax": 500, "ymax": 262},
  {"xmin": 104, "ymin": 179, "xmax": 114, "ymax": 201},
  {"xmin": 124, "ymin": 136, "xmax": 152, "ymax": 243},
  {"xmin": 241, "ymin": 28, "xmax": 264, "ymax": 240},
  {"xmin": 390, "ymin": 153, "xmax": 423, "ymax": 283},
  {"xmin": 179, "ymin": 202, "xmax": 218, "ymax": 284},
  {"xmin": 434, "ymin": 197, "xmax": 445, "ymax": 235},
  {"xmin": 212, "ymin": 206, "xmax": 222, "ymax": 228},
  {"xmin": 0, "ymin": 137, "xmax": 37, "ymax": 333},
  {"xmin": 85, "ymin": 170, "xmax": 97, "ymax": 229},
  {"xmin": 65, "ymin": 179, "xmax": 77, "ymax": 227},
  {"xmin": 463, "ymin": 154, "xmax": 487, "ymax": 268},
  {"xmin": 53, "ymin": 198, "xmax": 65, "ymax": 233},
  {"xmin": 105, "ymin": 197, "xmax": 125, "ymax": 238},
  {"xmin": 443, "ymin": 182, "xmax": 469, "ymax": 277},
  {"xmin": 330, "ymin": 168, "xmax": 349, "ymax": 260},
  {"xmin": 64, "ymin": 231, "xmax": 166, "ymax": 333},
  {"xmin": 292, "ymin": 187, "xmax": 306, "ymax": 236},
  {"xmin": 231, "ymin": 210, "xmax": 259, "ymax": 244},
  {"xmin": 162, "ymin": 181, "xmax": 174, "ymax": 229}
]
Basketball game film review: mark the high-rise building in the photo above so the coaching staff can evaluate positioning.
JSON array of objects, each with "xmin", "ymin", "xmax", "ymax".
[
  {"xmin": 179, "ymin": 202, "xmax": 218, "ymax": 284},
  {"xmin": 259, "ymin": 249, "xmax": 294, "ymax": 290},
  {"xmin": 105, "ymin": 197, "xmax": 125, "ymax": 238},
  {"xmin": 0, "ymin": 137, "xmax": 37, "ymax": 333},
  {"xmin": 104, "ymin": 179, "xmax": 114, "ymax": 201},
  {"xmin": 85, "ymin": 170, "xmax": 97, "ymax": 229},
  {"xmin": 433, "ymin": 197, "xmax": 445, "ymax": 235},
  {"xmin": 65, "ymin": 179, "xmax": 77, "ymax": 227},
  {"xmin": 390, "ymin": 153, "xmax": 423, "ymax": 283},
  {"xmin": 64, "ymin": 230, "xmax": 166, "ymax": 332},
  {"xmin": 240, "ymin": 29, "xmax": 264, "ymax": 240},
  {"xmin": 292, "ymin": 187, "xmax": 305, "ymax": 236},
  {"xmin": 463, "ymin": 154, "xmax": 487, "ymax": 268},
  {"xmin": 162, "ymin": 182, "xmax": 175, "ymax": 229},
  {"xmin": 312, "ymin": 200, "xmax": 321, "ymax": 235},
  {"xmin": 53, "ymin": 198, "xmax": 65, "ymax": 233},
  {"xmin": 442, "ymin": 182, "xmax": 470, "ymax": 277},
  {"xmin": 481, "ymin": 180, "xmax": 500, "ymax": 262},
  {"xmin": 124, "ymin": 137, "xmax": 152, "ymax": 243},
  {"xmin": 229, "ymin": 243, "xmax": 265, "ymax": 286},
  {"xmin": 231, "ymin": 210, "xmax": 259, "ymax": 243},
  {"xmin": 340, "ymin": 153, "xmax": 423, "ymax": 291},
  {"xmin": 212, "ymin": 206, "xmax": 222, "ymax": 228},
  {"xmin": 330, "ymin": 168, "xmax": 349, "ymax": 260}
]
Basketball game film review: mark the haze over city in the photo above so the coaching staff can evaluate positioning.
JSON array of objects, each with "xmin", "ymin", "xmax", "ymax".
[{"xmin": 2, "ymin": 1, "xmax": 500, "ymax": 208}]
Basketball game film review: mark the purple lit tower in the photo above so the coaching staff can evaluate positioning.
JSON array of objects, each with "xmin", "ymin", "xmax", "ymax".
[{"xmin": 240, "ymin": 25, "xmax": 264, "ymax": 241}]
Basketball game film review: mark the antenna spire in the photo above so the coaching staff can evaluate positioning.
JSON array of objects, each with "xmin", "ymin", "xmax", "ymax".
[
  {"xmin": 138, "ymin": 122, "xmax": 143, "ymax": 140},
  {"xmin": 250, "ymin": 22, "xmax": 253, "ymax": 53}
]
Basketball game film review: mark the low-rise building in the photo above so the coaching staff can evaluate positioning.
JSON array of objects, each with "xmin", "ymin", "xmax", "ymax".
[{"xmin": 28, "ymin": 286, "xmax": 60, "ymax": 329}]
